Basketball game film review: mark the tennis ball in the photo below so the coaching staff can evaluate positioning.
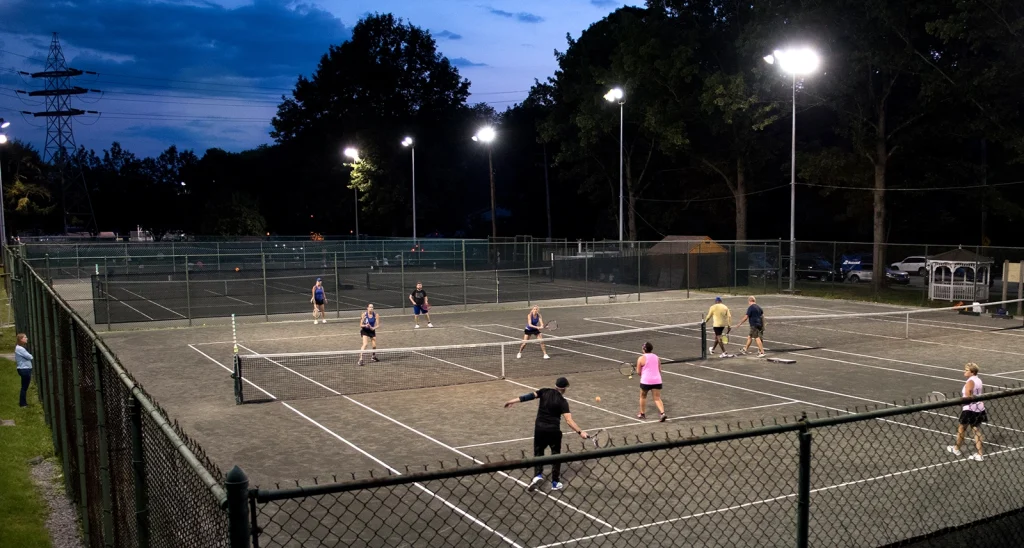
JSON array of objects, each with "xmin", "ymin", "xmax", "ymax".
[{"xmin": 595, "ymin": 396, "xmax": 601, "ymax": 402}]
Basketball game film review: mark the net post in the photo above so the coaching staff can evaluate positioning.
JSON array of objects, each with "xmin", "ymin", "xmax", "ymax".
[
  {"xmin": 462, "ymin": 240, "xmax": 468, "ymax": 311},
  {"xmin": 584, "ymin": 249, "xmax": 589, "ymax": 305},
  {"xmin": 67, "ymin": 316, "xmax": 91, "ymax": 543},
  {"xmin": 261, "ymin": 252, "xmax": 268, "ymax": 321},
  {"xmin": 494, "ymin": 267, "xmax": 499, "ymax": 304},
  {"xmin": 905, "ymin": 313, "xmax": 910, "ymax": 339},
  {"xmin": 184, "ymin": 255, "xmax": 192, "ymax": 327},
  {"xmin": 501, "ymin": 344, "xmax": 506, "ymax": 378},
  {"xmin": 91, "ymin": 342, "xmax": 116, "ymax": 542},
  {"xmin": 334, "ymin": 252, "xmax": 340, "ymax": 319},
  {"xmin": 128, "ymin": 395, "xmax": 150, "ymax": 548},
  {"xmin": 701, "ymin": 320, "xmax": 707, "ymax": 360},
  {"xmin": 401, "ymin": 252, "xmax": 406, "ymax": 314}
]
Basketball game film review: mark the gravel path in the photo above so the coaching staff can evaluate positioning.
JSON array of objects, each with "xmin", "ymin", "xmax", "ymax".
[{"xmin": 29, "ymin": 458, "xmax": 84, "ymax": 548}]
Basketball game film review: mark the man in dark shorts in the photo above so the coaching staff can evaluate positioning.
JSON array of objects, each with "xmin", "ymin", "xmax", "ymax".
[
  {"xmin": 736, "ymin": 296, "xmax": 766, "ymax": 357},
  {"xmin": 504, "ymin": 377, "xmax": 588, "ymax": 491},
  {"xmin": 408, "ymin": 282, "xmax": 433, "ymax": 328}
]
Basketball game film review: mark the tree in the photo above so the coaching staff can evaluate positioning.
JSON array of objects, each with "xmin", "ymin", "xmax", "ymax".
[
  {"xmin": 271, "ymin": 13, "xmax": 476, "ymax": 236},
  {"xmin": 0, "ymin": 140, "xmax": 56, "ymax": 235}
]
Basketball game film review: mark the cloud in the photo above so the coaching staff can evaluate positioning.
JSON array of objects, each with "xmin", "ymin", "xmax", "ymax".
[
  {"xmin": 590, "ymin": 0, "xmax": 619, "ymax": 7},
  {"xmin": 435, "ymin": 30, "xmax": 463, "ymax": 40},
  {"xmin": 450, "ymin": 57, "xmax": 487, "ymax": 68},
  {"xmin": 482, "ymin": 6, "xmax": 545, "ymax": 23}
]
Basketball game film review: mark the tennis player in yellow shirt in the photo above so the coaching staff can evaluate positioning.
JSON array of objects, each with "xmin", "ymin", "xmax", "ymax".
[{"xmin": 705, "ymin": 297, "xmax": 733, "ymax": 358}]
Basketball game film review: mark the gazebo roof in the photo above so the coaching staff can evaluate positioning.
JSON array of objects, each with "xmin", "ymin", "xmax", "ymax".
[{"xmin": 927, "ymin": 247, "xmax": 993, "ymax": 264}]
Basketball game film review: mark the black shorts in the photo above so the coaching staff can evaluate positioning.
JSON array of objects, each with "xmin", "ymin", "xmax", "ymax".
[
  {"xmin": 524, "ymin": 327, "xmax": 541, "ymax": 336},
  {"xmin": 713, "ymin": 326, "xmax": 725, "ymax": 336},
  {"xmin": 959, "ymin": 410, "xmax": 988, "ymax": 427},
  {"xmin": 640, "ymin": 383, "xmax": 663, "ymax": 391},
  {"xmin": 360, "ymin": 327, "xmax": 377, "ymax": 338},
  {"xmin": 314, "ymin": 298, "xmax": 325, "ymax": 306}
]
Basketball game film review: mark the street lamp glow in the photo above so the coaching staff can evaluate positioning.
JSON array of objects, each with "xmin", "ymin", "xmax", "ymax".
[
  {"xmin": 0, "ymin": 135, "xmax": 6, "ymax": 145},
  {"xmin": 604, "ymin": 88, "xmax": 624, "ymax": 103},
  {"xmin": 473, "ymin": 127, "xmax": 496, "ymax": 143},
  {"xmin": 401, "ymin": 136, "xmax": 413, "ymax": 147},
  {"xmin": 0, "ymin": 120, "xmax": 9, "ymax": 129},
  {"xmin": 765, "ymin": 48, "xmax": 820, "ymax": 76},
  {"xmin": 343, "ymin": 147, "xmax": 360, "ymax": 161}
]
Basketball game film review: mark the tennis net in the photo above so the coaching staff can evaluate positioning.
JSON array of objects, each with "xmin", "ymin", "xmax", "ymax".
[
  {"xmin": 365, "ymin": 266, "xmax": 554, "ymax": 291},
  {"xmin": 233, "ymin": 298, "xmax": 1024, "ymax": 403},
  {"xmin": 233, "ymin": 320, "xmax": 708, "ymax": 403}
]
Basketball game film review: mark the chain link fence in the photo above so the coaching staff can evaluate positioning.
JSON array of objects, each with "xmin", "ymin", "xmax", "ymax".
[
  {"xmin": 243, "ymin": 390, "xmax": 1024, "ymax": 547},
  {"xmin": 6, "ymin": 246, "xmax": 232, "ymax": 547}
]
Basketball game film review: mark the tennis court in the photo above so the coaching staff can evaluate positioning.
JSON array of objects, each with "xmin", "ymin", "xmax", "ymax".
[{"xmin": 99, "ymin": 294, "xmax": 1024, "ymax": 547}]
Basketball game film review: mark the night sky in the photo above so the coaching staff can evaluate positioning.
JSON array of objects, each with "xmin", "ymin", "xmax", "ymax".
[{"xmin": 0, "ymin": 0, "xmax": 640, "ymax": 157}]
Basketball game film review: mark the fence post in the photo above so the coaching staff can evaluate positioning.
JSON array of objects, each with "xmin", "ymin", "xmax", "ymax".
[
  {"xmin": 46, "ymin": 291, "xmax": 73, "ymax": 494},
  {"xmin": 104, "ymin": 257, "xmax": 111, "ymax": 331},
  {"xmin": 686, "ymin": 248, "xmax": 690, "ymax": 299},
  {"xmin": 67, "ymin": 317, "xmax": 91, "ymax": 542},
  {"xmin": 225, "ymin": 466, "xmax": 252, "ymax": 548},
  {"xmin": 262, "ymin": 253, "xmax": 269, "ymax": 322},
  {"xmin": 172, "ymin": 242, "xmax": 176, "ymax": 273},
  {"xmin": 796, "ymin": 413, "xmax": 812, "ymax": 548},
  {"xmin": 184, "ymin": 255, "xmax": 192, "ymax": 327},
  {"xmin": 462, "ymin": 240, "xmax": 468, "ymax": 311},
  {"xmin": 401, "ymin": 252, "xmax": 406, "ymax": 314},
  {"xmin": 129, "ymin": 395, "xmax": 150, "ymax": 548},
  {"xmin": 334, "ymin": 252, "xmax": 340, "ymax": 319},
  {"xmin": 1018, "ymin": 261, "xmax": 1023, "ymax": 318},
  {"xmin": 92, "ymin": 343, "xmax": 116, "ymax": 546},
  {"xmin": 124, "ymin": 243, "xmax": 129, "ymax": 275},
  {"xmin": 343, "ymin": 240, "xmax": 348, "ymax": 267},
  {"xmin": 637, "ymin": 246, "xmax": 642, "ymax": 302},
  {"xmin": 527, "ymin": 246, "xmax": 531, "ymax": 306},
  {"xmin": 46, "ymin": 254, "xmax": 51, "ymax": 283},
  {"xmin": 584, "ymin": 250, "xmax": 589, "ymax": 305},
  {"xmin": 75, "ymin": 245, "xmax": 80, "ymax": 279}
]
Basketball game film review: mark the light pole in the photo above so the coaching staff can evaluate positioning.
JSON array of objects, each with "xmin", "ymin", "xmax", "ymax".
[
  {"xmin": 764, "ymin": 48, "xmax": 819, "ymax": 293},
  {"xmin": 0, "ymin": 119, "xmax": 10, "ymax": 247},
  {"xmin": 473, "ymin": 127, "xmax": 497, "ymax": 239},
  {"xmin": 343, "ymin": 147, "xmax": 360, "ymax": 240},
  {"xmin": 402, "ymin": 136, "xmax": 416, "ymax": 242},
  {"xmin": 604, "ymin": 88, "xmax": 625, "ymax": 241}
]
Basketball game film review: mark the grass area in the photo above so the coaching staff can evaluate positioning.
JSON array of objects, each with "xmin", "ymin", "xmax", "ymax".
[{"xmin": 0, "ymin": 326, "xmax": 57, "ymax": 547}]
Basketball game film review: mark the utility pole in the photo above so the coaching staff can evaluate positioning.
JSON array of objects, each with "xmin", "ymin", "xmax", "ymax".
[{"xmin": 23, "ymin": 33, "xmax": 100, "ymax": 235}]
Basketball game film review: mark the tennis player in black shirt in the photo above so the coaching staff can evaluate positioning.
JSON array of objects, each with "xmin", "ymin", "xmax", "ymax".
[{"xmin": 504, "ymin": 377, "xmax": 588, "ymax": 492}]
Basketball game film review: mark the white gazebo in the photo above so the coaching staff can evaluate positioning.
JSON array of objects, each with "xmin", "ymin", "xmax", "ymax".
[{"xmin": 926, "ymin": 247, "xmax": 993, "ymax": 302}]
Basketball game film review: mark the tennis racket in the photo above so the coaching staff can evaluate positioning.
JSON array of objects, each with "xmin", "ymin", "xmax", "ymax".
[
  {"xmin": 542, "ymin": 320, "xmax": 558, "ymax": 331},
  {"xmin": 927, "ymin": 391, "xmax": 947, "ymax": 403},
  {"xmin": 586, "ymin": 429, "xmax": 606, "ymax": 449},
  {"xmin": 421, "ymin": 302, "xmax": 430, "ymax": 312},
  {"xmin": 722, "ymin": 326, "xmax": 731, "ymax": 345},
  {"xmin": 619, "ymin": 361, "xmax": 636, "ymax": 379}
]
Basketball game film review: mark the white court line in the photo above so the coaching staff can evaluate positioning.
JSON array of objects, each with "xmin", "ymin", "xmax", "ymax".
[
  {"xmin": 779, "ymin": 303, "xmax": 1024, "ymax": 339},
  {"xmin": 99, "ymin": 289, "xmax": 156, "ymax": 320},
  {"xmin": 535, "ymin": 443, "xmax": 1024, "ymax": 548},
  {"xmin": 189, "ymin": 345, "xmax": 526, "ymax": 548},
  {"xmin": 203, "ymin": 289, "xmax": 255, "ymax": 306},
  {"xmin": 454, "ymin": 402, "xmax": 800, "ymax": 450},
  {"xmin": 189, "ymin": 323, "xmax": 475, "ymax": 346},
  {"xmin": 236, "ymin": 344, "xmax": 620, "ymax": 532},
  {"xmin": 117, "ymin": 287, "xmax": 187, "ymax": 318}
]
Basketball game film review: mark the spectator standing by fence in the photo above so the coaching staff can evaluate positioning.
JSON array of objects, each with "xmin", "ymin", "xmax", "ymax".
[{"xmin": 14, "ymin": 333, "xmax": 33, "ymax": 407}]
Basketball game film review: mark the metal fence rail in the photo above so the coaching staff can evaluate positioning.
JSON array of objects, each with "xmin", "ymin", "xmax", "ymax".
[
  {"xmin": 6, "ymin": 246, "xmax": 232, "ymax": 547},
  {"xmin": 242, "ymin": 390, "xmax": 1024, "ymax": 548}
]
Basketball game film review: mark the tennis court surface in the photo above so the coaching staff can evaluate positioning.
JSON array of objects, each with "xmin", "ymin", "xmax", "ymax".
[{"xmin": 100, "ymin": 294, "xmax": 1024, "ymax": 547}]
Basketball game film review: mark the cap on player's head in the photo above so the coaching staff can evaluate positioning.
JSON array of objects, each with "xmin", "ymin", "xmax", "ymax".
[
  {"xmin": 316, "ymin": 277, "xmax": 322, "ymax": 282},
  {"xmin": 715, "ymin": 296, "xmax": 723, "ymax": 303},
  {"xmin": 555, "ymin": 377, "xmax": 569, "ymax": 389}
]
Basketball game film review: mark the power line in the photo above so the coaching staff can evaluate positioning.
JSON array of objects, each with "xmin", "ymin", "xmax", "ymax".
[{"xmin": 800, "ymin": 180, "xmax": 1024, "ymax": 191}]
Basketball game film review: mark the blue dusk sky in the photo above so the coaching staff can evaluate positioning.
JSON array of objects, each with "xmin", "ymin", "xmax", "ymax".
[{"xmin": 0, "ymin": 0, "xmax": 641, "ymax": 158}]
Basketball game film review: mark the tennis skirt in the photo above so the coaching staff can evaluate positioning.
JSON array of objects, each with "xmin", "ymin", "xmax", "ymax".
[
  {"xmin": 959, "ymin": 409, "xmax": 988, "ymax": 426},
  {"xmin": 524, "ymin": 327, "xmax": 541, "ymax": 336},
  {"xmin": 360, "ymin": 327, "xmax": 377, "ymax": 338},
  {"xmin": 640, "ymin": 383, "xmax": 663, "ymax": 391}
]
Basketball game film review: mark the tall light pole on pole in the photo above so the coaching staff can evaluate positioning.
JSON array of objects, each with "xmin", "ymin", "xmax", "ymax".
[
  {"xmin": 343, "ymin": 147, "xmax": 360, "ymax": 240},
  {"xmin": 473, "ymin": 127, "xmax": 497, "ymax": 239},
  {"xmin": 764, "ymin": 48, "xmax": 819, "ymax": 293},
  {"xmin": 402, "ymin": 137, "xmax": 416, "ymax": 242},
  {"xmin": 604, "ymin": 88, "xmax": 625, "ymax": 241},
  {"xmin": 0, "ymin": 119, "xmax": 10, "ymax": 248}
]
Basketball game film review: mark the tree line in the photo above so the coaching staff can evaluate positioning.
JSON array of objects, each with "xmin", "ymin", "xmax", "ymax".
[{"xmin": 4, "ymin": 2, "xmax": 1024, "ymax": 284}]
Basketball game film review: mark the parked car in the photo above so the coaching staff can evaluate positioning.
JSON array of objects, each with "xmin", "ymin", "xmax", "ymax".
[
  {"xmin": 890, "ymin": 256, "xmax": 928, "ymax": 276},
  {"xmin": 845, "ymin": 265, "xmax": 910, "ymax": 284},
  {"xmin": 795, "ymin": 257, "xmax": 836, "ymax": 281}
]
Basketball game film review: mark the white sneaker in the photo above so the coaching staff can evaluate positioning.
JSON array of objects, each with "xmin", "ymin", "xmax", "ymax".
[
  {"xmin": 527, "ymin": 475, "xmax": 544, "ymax": 492},
  {"xmin": 946, "ymin": 446, "xmax": 962, "ymax": 456},
  {"xmin": 551, "ymin": 481, "xmax": 564, "ymax": 491},
  {"xmin": 415, "ymin": 324, "xmax": 420, "ymax": 329},
  {"xmin": 321, "ymin": 320, "xmax": 327, "ymax": 324},
  {"xmin": 427, "ymin": 323, "xmax": 433, "ymax": 328},
  {"xmin": 516, "ymin": 353, "xmax": 522, "ymax": 359},
  {"xmin": 709, "ymin": 346, "xmax": 714, "ymax": 354},
  {"xmin": 313, "ymin": 320, "xmax": 318, "ymax": 325},
  {"xmin": 719, "ymin": 353, "xmax": 728, "ymax": 358},
  {"xmin": 739, "ymin": 348, "xmax": 748, "ymax": 355},
  {"xmin": 543, "ymin": 354, "xmax": 550, "ymax": 360},
  {"xmin": 968, "ymin": 453, "xmax": 984, "ymax": 462},
  {"xmin": 757, "ymin": 352, "xmax": 766, "ymax": 358}
]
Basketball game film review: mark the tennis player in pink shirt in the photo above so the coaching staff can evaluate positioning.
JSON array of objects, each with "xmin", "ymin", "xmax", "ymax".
[{"xmin": 636, "ymin": 341, "xmax": 667, "ymax": 422}]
